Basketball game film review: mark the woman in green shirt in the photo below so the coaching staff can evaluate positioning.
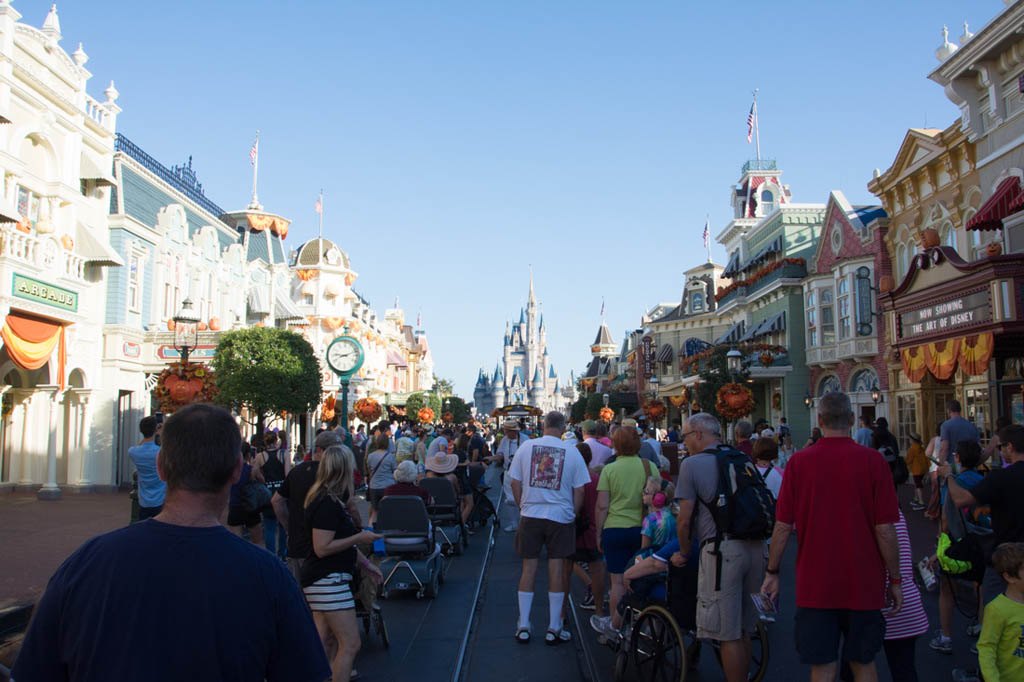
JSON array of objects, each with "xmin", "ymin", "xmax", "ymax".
[{"xmin": 590, "ymin": 425, "xmax": 657, "ymax": 640}]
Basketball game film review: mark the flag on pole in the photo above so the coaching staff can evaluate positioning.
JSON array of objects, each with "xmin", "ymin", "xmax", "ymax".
[
  {"xmin": 416, "ymin": 312, "xmax": 422, "ymax": 327},
  {"xmin": 249, "ymin": 137, "xmax": 259, "ymax": 165},
  {"xmin": 314, "ymin": 195, "xmax": 322, "ymax": 214},
  {"xmin": 746, "ymin": 102, "xmax": 756, "ymax": 143},
  {"xmin": 703, "ymin": 218, "xmax": 710, "ymax": 249},
  {"xmin": 600, "ymin": 298, "xmax": 605, "ymax": 317}
]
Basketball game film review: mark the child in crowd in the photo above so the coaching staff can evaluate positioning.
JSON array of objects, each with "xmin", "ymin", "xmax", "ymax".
[
  {"xmin": 640, "ymin": 476, "xmax": 676, "ymax": 554},
  {"xmin": 752, "ymin": 437, "xmax": 783, "ymax": 500},
  {"xmin": 904, "ymin": 432, "xmax": 928, "ymax": 511},
  {"xmin": 976, "ymin": 542, "xmax": 1024, "ymax": 682}
]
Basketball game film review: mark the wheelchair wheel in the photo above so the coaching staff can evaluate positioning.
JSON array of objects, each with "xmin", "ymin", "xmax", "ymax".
[
  {"xmin": 373, "ymin": 605, "xmax": 390, "ymax": 649},
  {"xmin": 711, "ymin": 620, "xmax": 770, "ymax": 682},
  {"xmin": 613, "ymin": 649, "xmax": 628, "ymax": 682},
  {"xmin": 631, "ymin": 605, "xmax": 687, "ymax": 682}
]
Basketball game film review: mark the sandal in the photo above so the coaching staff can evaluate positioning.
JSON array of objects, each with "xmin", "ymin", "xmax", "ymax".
[
  {"xmin": 515, "ymin": 626, "xmax": 531, "ymax": 643},
  {"xmin": 545, "ymin": 627, "xmax": 571, "ymax": 645}
]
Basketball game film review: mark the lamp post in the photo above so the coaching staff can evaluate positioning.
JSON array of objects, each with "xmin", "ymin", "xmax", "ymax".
[
  {"xmin": 602, "ymin": 393, "xmax": 609, "ymax": 407},
  {"xmin": 726, "ymin": 348, "xmax": 742, "ymax": 379},
  {"xmin": 173, "ymin": 298, "xmax": 200, "ymax": 364},
  {"xmin": 871, "ymin": 383, "xmax": 882, "ymax": 406},
  {"xmin": 804, "ymin": 392, "xmax": 813, "ymax": 410}
]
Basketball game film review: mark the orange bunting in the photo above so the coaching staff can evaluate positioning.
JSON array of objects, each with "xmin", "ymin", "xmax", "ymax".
[
  {"xmin": 923, "ymin": 338, "xmax": 961, "ymax": 381},
  {"xmin": 901, "ymin": 346, "xmax": 927, "ymax": 383},
  {"xmin": 344, "ymin": 273, "xmax": 356, "ymax": 286},
  {"xmin": 296, "ymin": 269, "xmax": 318, "ymax": 281},
  {"xmin": 272, "ymin": 217, "xmax": 290, "ymax": 238},
  {"xmin": 322, "ymin": 317, "xmax": 345, "ymax": 330},
  {"xmin": 959, "ymin": 332, "xmax": 994, "ymax": 376},
  {"xmin": 247, "ymin": 214, "xmax": 275, "ymax": 231}
]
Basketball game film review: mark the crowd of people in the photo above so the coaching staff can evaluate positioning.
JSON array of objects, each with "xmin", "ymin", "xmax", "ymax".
[{"xmin": 10, "ymin": 394, "xmax": 1024, "ymax": 682}]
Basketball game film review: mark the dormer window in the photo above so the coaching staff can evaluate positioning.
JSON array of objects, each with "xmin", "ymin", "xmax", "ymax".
[
  {"xmin": 691, "ymin": 291, "xmax": 704, "ymax": 313},
  {"xmin": 760, "ymin": 189, "xmax": 775, "ymax": 216}
]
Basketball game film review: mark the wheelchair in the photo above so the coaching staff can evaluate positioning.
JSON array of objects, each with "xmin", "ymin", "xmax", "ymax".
[{"xmin": 604, "ymin": 563, "xmax": 769, "ymax": 682}]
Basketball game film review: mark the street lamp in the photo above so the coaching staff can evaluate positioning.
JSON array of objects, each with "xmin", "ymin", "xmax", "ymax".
[
  {"xmin": 871, "ymin": 383, "xmax": 882, "ymax": 405},
  {"xmin": 804, "ymin": 392, "xmax": 813, "ymax": 409},
  {"xmin": 602, "ymin": 393, "xmax": 610, "ymax": 407},
  {"xmin": 173, "ymin": 298, "xmax": 201, "ymax": 364},
  {"xmin": 726, "ymin": 348, "xmax": 742, "ymax": 378}
]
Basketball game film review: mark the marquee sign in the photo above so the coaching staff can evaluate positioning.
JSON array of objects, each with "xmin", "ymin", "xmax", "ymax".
[
  {"xmin": 899, "ymin": 291, "xmax": 991, "ymax": 340},
  {"xmin": 641, "ymin": 336, "xmax": 654, "ymax": 379}
]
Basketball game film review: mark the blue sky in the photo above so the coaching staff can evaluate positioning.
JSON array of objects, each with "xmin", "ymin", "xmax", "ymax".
[{"xmin": 45, "ymin": 0, "xmax": 993, "ymax": 397}]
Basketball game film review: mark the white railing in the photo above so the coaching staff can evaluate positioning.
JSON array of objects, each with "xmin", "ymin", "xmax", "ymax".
[
  {"xmin": 0, "ymin": 227, "xmax": 86, "ymax": 281},
  {"xmin": 82, "ymin": 93, "xmax": 110, "ymax": 131}
]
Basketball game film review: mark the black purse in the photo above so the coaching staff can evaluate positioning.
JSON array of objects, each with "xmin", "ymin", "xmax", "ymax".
[{"xmin": 241, "ymin": 480, "xmax": 272, "ymax": 512}]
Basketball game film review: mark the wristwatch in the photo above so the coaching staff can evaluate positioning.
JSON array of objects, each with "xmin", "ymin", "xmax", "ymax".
[{"xmin": 765, "ymin": 567, "xmax": 780, "ymax": 575}]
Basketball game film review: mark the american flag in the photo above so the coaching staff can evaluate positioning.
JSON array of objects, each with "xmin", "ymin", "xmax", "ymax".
[
  {"xmin": 746, "ymin": 102, "xmax": 755, "ymax": 143},
  {"xmin": 249, "ymin": 137, "xmax": 258, "ymax": 165},
  {"xmin": 416, "ymin": 312, "xmax": 422, "ymax": 327},
  {"xmin": 703, "ymin": 218, "xmax": 710, "ymax": 248},
  {"xmin": 314, "ymin": 195, "xmax": 322, "ymax": 214},
  {"xmin": 600, "ymin": 298, "xmax": 605, "ymax": 317}
]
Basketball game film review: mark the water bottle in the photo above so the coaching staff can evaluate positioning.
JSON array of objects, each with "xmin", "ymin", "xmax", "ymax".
[
  {"xmin": 369, "ymin": 527, "xmax": 385, "ymax": 555},
  {"xmin": 917, "ymin": 557, "xmax": 937, "ymax": 591},
  {"xmin": 718, "ymin": 493, "xmax": 727, "ymax": 508}
]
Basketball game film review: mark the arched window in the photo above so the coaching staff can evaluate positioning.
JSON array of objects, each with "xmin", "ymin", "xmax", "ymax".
[
  {"xmin": 691, "ymin": 291, "xmax": 704, "ymax": 312},
  {"xmin": 819, "ymin": 375, "xmax": 841, "ymax": 396},
  {"xmin": 940, "ymin": 222, "xmax": 956, "ymax": 249},
  {"xmin": 760, "ymin": 190, "xmax": 775, "ymax": 215},
  {"xmin": 850, "ymin": 368, "xmax": 878, "ymax": 393},
  {"xmin": 896, "ymin": 243, "xmax": 907, "ymax": 280}
]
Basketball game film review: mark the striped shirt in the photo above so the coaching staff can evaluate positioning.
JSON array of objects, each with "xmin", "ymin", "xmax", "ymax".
[{"xmin": 882, "ymin": 510, "xmax": 929, "ymax": 639}]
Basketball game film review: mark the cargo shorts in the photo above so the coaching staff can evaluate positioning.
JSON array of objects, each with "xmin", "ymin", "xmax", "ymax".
[{"xmin": 695, "ymin": 538, "xmax": 766, "ymax": 642}]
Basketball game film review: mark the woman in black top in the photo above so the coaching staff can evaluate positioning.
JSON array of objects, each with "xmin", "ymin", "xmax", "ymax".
[{"xmin": 302, "ymin": 445, "xmax": 382, "ymax": 682}]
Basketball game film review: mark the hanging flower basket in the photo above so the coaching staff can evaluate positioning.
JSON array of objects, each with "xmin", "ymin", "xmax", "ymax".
[
  {"xmin": 715, "ymin": 383, "xmax": 755, "ymax": 420},
  {"xmin": 353, "ymin": 397, "xmax": 382, "ymax": 424},
  {"xmin": 599, "ymin": 406, "xmax": 614, "ymax": 422},
  {"xmin": 759, "ymin": 351, "xmax": 774, "ymax": 367},
  {"xmin": 418, "ymin": 407, "xmax": 435, "ymax": 424},
  {"xmin": 151, "ymin": 361, "xmax": 218, "ymax": 414},
  {"xmin": 643, "ymin": 399, "xmax": 666, "ymax": 421},
  {"xmin": 442, "ymin": 411, "xmax": 454, "ymax": 423}
]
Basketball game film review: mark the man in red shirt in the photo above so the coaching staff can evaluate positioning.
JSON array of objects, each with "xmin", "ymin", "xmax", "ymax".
[{"xmin": 761, "ymin": 391, "xmax": 902, "ymax": 682}]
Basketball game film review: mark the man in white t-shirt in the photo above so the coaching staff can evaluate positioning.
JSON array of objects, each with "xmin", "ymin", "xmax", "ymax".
[
  {"xmin": 491, "ymin": 419, "xmax": 527, "ymax": 532},
  {"xmin": 509, "ymin": 411, "xmax": 590, "ymax": 645},
  {"xmin": 426, "ymin": 428, "xmax": 452, "ymax": 459},
  {"xmin": 581, "ymin": 420, "xmax": 613, "ymax": 469}
]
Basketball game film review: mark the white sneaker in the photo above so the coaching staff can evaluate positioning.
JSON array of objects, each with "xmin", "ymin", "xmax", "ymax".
[{"xmin": 589, "ymin": 614, "xmax": 618, "ymax": 641}]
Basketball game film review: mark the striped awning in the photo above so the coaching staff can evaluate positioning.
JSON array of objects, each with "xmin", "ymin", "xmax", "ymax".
[
  {"xmin": 743, "ymin": 236, "xmax": 783, "ymax": 270},
  {"xmin": 968, "ymin": 176, "xmax": 1022, "ymax": 231},
  {"xmin": 275, "ymin": 292, "xmax": 305, "ymax": 321},
  {"xmin": 386, "ymin": 350, "xmax": 408, "ymax": 367},
  {"xmin": 743, "ymin": 311, "xmax": 786, "ymax": 340},
  {"xmin": 324, "ymin": 281, "xmax": 341, "ymax": 297},
  {"xmin": 247, "ymin": 287, "xmax": 270, "ymax": 315},
  {"xmin": 80, "ymin": 153, "xmax": 116, "ymax": 188},
  {"xmin": 714, "ymin": 320, "xmax": 746, "ymax": 345},
  {"xmin": 76, "ymin": 222, "xmax": 124, "ymax": 267},
  {"xmin": 722, "ymin": 250, "xmax": 742, "ymax": 278},
  {"xmin": 656, "ymin": 343, "xmax": 674, "ymax": 363}
]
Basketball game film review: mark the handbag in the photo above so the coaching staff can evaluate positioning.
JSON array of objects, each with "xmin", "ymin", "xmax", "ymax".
[{"xmin": 241, "ymin": 479, "xmax": 272, "ymax": 512}]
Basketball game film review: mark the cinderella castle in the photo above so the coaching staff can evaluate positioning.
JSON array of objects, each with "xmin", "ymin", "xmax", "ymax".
[{"xmin": 474, "ymin": 275, "xmax": 573, "ymax": 414}]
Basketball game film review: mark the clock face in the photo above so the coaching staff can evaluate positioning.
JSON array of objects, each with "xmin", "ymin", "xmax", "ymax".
[{"xmin": 326, "ymin": 336, "xmax": 363, "ymax": 376}]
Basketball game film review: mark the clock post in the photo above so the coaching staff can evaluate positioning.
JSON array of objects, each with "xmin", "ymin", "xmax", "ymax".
[
  {"xmin": 325, "ymin": 329, "xmax": 365, "ymax": 451},
  {"xmin": 339, "ymin": 378, "xmax": 351, "ymax": 449}
]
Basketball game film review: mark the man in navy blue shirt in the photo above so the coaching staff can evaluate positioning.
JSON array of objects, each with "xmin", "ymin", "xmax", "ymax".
[{"xmin": 12, "ymin": 403, "xmax": 330, "ymax": 682}]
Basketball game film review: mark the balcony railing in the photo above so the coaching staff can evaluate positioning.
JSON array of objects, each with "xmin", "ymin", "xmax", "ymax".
[
  {"xmin": 741, "ymin": 159, "xmax": 777, "ymax": 173},
  {"xmin": 0, "ymin": 228, "xmax": 86, "ymax": 281}
]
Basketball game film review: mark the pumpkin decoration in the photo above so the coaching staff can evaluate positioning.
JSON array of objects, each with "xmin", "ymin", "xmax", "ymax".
[
  {"xmin": 197, "ymin": 321, "xmax": 207, "ymax": 332},
  {"xmin": 987, "ymin": 241, "xmax": 1003, "ymax": 257},
  {"xmin": 643, "ymin": 399, "xmax": 666, "ymax": 421},
  {"xmin": 921, "ymin": 228, "xmax": 940, "ymax": 248},
  {"xmin": 599, "ymin": 406, "xmax": 614, "ymax": 422},
  {"xmin": 60, "ymin": 234, "xmax": 74, "ymax": 250},
  {"xmin": 166, "ymin": 319, "xmax": 176, "ymax": 331},
  {"xmin": 715, "ymin": 383, "xmax": 756, "ymax": 420},
  {"xmin": 208, "ymin": 317, "xmax": 221, "ymax": 331},
  {"xmin": 15, "ymin": 220, "xmax": 30, "ymax": 234},
  {"xmin": 878, "ymin": 275, "xmax": 895, "ymax": 293},
  {"xmin": 151, "ymin": 361, "xmax": 217, "ymax": 414},
  {"xmin": 353, "ymin": 397, "xmax": 382, "ymax": 423},
  {"xmin": 759, "ymin": 351, "xmax": 774, "ymax": 367},
  {"xmin": 417, "ymin": 407, "xmax": 435, "ymax": 424}
]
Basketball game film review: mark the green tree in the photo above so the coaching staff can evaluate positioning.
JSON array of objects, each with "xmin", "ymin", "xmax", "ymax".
[
  {"xmin": 570, "ymin": 397, "xmax": 587, "ymax": 424},
  {"xmin": 212, "ymin": 327, "xmax": 322, "ymax": 433},
  {"xmin": 443, "ymin": 396, "xmax": 472, "ymax": 423},
  {"xmin": 433, "ymin": 375, "xmax": 455, "ymax": 396},
  {"xmin": 694, "ymin": 346, "xmax": 751, "ymax": 427},
  {"xmin": 405, "ymin": 392, "xmax": 442, "ymax": 420}
]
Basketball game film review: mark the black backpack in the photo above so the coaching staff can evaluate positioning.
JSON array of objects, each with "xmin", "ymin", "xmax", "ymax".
[{"xmin": 261, "ymin": 449, "xmax": 286, "ymax": 493}]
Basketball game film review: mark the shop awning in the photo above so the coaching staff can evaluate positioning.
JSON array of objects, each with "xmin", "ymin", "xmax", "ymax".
[
  {"xmin": 386, "ymin": 350, "xmax": 408, "ymax": 367},
  {"xmin": 247, "ymin": 287, "xmax": 270, "ymax": 315},
  {"xmin": 714, "ymin": 320, "xmax": 746, "ymax": 345},
  {"xmin": 722, "ymin": 250, "xmax": 741, "ymax": 278},
  {"xmin": 80, "ymin": 153, "xmax": 116, "ymax": 188},
  {"xmin": 76, "ymin": 223, "xmax": 124, "ymax": 267},
  {"xmin": 324, "ymin": 281, "xmax": 341, "ymax": 297},
  {"xmin": 274, "ymin": 292, "xmax": 305, "ymax": 321},
  {"xmin": 742, "ymin": 311, "xmax": 786, "ymax": 341},
  {"xmin": 300, "ymin": 280, "xmax": 316, "ymax": 296},
  {"xmin": 656, "ymin": 343, "xmax": 674, "ymax": 363},
  {"xmin": 742, "ymin": 236, "xmax": 784, "ymax": 270},
  {"xmin": 967, "ymin": 176, "xmax": 1022, "ymax": 231}
]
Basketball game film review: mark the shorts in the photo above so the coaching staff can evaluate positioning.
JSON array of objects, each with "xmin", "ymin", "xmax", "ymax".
[
  {"xmin": 695, "ymin": 538, "xmax": 764, "ymax": 641},
  {"xmin": 601, "ymin": 527, "xmax": 643, "ymax": 574},
  {"xmin": 368, "ymin": 488, "xmax": 386, "ymax": 507},
  {"xmin": 303, "ymin": 572, "xmax": 355, "ymax": 611},
  {"xmin": 912, "ymin": 474, "xmax": 925, "ymax": 487},
  {"xmin": 515, "ymin": 516, "xmax": 576, "ymax": 559},
  {"xmin": 227, "ymin": 504, "xmax": 260, "ymax": 528},
  {"xmin": 572, "ymin": 547, "xmax": 603, "ymax": 563},
  {"xmin": 794, "ymin": 607, "xmax": 885, "ymax": 665}
]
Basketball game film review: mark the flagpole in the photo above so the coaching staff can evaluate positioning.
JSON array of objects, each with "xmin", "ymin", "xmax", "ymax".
[
  {"xmin": 753, "ymin": 89, "xmax": 761, "ymax": 164},
  {"xmin": 318, "ymin": 189, "xmax": 324, "ymax": 242},
  {"xmin": 705, "ymin": 214, "xmax": 711, "ymax": 263},
  {"xmin": 250, "ymin": 130, "xmax": 260, "ymax": 210}
]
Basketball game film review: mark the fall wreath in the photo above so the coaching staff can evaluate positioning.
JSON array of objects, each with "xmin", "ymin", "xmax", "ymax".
[
  {"xmin": 152, "ymin": 362, "xmax": 218, "ymax": 414},
  {"xmin": 599, "ymin": 406, "xmax": 614, "ymax": 422},
  {"xmin": 353, "ymin": 397, "xmax": 382, "ymax": 424},
  {"xmin": 715, "ymin": 383, "xmax": 755, "ymax": 420},
  {"xmin": 643, "ymin": 399, "xmax": 666, "ymax": 421}
]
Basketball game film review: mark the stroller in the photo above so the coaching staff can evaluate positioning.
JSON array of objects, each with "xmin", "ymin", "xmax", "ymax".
[
  {"xmin": 376, "ymin": 495, "xmax": 445, "ymax": 599},
  {"xmin": 421, "ymin": 477, "xmax": 468, "ymax": 556},
  {"xmin": 464, "ymin": 463, "xmax": 498, "ymax": 530}
]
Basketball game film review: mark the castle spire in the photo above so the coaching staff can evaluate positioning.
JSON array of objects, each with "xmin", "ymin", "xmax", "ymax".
[{"xmin": 528, "ymin": 266, "xmax": 536, "ymax": 306}]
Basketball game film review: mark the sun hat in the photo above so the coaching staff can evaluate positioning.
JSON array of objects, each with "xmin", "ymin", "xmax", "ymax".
[
  {"xmin": 502, "ymin": 418, "xmax": 521, "ymax": 430},
  {"xmin": 425, "ymin": 453, "xmax": 458, "ymax": 474},
  {"xmin": 760, "ymin": 428, "xmax": 775, "ymax": 439},
  {"xmin": 621, "ymin": 418, "xmax": 639, "ymax": 430}
]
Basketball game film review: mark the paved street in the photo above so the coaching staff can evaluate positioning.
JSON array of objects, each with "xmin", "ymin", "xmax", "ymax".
[{"xmin": 0, "ymin": 483, "xmax": 980, "ymax": 681}]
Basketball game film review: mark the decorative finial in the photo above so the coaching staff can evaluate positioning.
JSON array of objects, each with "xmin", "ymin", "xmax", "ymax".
[
  {"xmin": 41, "ymin": 4, "xmax": 61, "ymax": 44},
  {"xmin": 72, "ymin": 42, "xmax": 88, "ymax": 68},
  {"xmin": 104, "ymin": 80, "xmax": 119, "ymax": 103},
  {"xmin": 959, "ymin": 21, "xmax": 973, "ymax": 45},
  {"xmin": 936, "ymin": 25, "xmax": 958, "ymax": 62}
]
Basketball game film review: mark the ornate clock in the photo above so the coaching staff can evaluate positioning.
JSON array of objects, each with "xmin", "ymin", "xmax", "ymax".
[{"xmin": 325, "ymin": 334, "xmax": 364, "ymax": 378}]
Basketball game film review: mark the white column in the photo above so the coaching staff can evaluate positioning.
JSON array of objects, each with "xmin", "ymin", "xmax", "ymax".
[
  {"xmin": 37, "ymin": 384, "xmax": 61, "ymax": 500},
  {"xmin": 70, "ymin": 389, "xmax": 93, "ymax": 487},
  {"xmin": 13, "ymin": 390, "xmax": 33, "ymax": 486}
]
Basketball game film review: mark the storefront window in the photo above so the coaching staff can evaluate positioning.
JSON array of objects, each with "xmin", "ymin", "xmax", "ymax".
[
  {"xmin": 16, "ymin": 185, "xmax": 40, "ymax": 225},
  {"xmin": 821, "ymin": 288, "xmax": 835, "ymax": 344},
  {"xmin": 806, "ymin": 291, "xmax": 817, "ymax": 347},
  {"xmin": 838, "ymin": 278, "xmax": 851, "ymax": 339},
  {"xmin": 896, "ymin": 394, "xmax": 918, "ymax": 452},
  {"xmin": 966, "ymin": 387, "xmax": 991, "ymax": 443}
]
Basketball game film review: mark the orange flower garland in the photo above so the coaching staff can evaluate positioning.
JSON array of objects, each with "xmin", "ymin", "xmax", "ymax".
[
  {"xmin": 715, "ymin": 383, "xmax": 755, "ymax": 420},
  {"xmin": 643, "ymin": 399, "xmax": 666, "ymax": 421},
  {"xmin": 418, "ymin": 407, "xmax": 435, "ymax": 424}
]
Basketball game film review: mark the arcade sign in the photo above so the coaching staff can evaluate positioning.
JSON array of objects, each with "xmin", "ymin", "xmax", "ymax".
[{"xmin": 899, "ymin": 291, "xmax": 991, "ymax": 340}]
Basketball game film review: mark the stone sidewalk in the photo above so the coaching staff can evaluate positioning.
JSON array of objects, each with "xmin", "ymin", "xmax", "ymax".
[{"xmin": 0, "ymin": 491, "xmax": 130, "ymax": 607}]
